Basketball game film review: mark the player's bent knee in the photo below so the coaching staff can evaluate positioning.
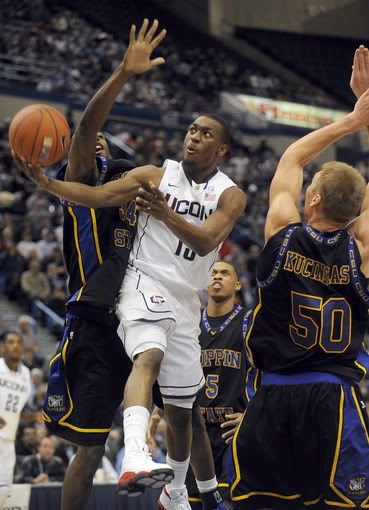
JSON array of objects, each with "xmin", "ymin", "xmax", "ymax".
[
  {"xmin": 133, "ymin": 347, "xmax": 164, "ymax": 377},
  {"xmin": 120, "ymin": 320, "xmax": 171, "ymax": 362}
]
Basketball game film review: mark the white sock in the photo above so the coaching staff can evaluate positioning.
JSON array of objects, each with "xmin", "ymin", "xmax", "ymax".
[
  {"xmin": 123, "ymin": 406, "xmax": 150, "ymax": 455},
  {"xmin": 166, "ymin": 455, "xmax": 190, "ymax": 491},
  {"xmin": 196, "ymin": 476, "xmax": 218, "ymax": 493}
]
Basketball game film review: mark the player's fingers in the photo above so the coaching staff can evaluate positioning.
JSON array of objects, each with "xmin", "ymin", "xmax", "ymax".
[
  {"xmin": 364, "ymin": 48, "xmax": 369, "ymax": 74},
  {"xmin": 151, "ymin": 29, "xmax": 167, "ymax": 49},
  {"xmin": 138, "ymin": 18, "xmax": 149, "ymax": 41},
  {"xmin": 150, "ymin": 57, "xmax": 165, "ymax": 68},
  {"xmin": 225, "ymin": 413, "xmax": 241, "ymax": 419},
  {"xmin": 136, "ymin": 197, "xmax": 152, "ymax": 208},
  {"xmin": 149, "ymin": 181, "xmax": 165, "ymax": 199},
  {"xmin": 358, "ymin": 46, "xmax": 365, "ymax": 74},
  {"xmin": 137, "ymin": 189, "xmax": 156, "ymax": 203},
  {"xmin": 145, "ymin": 19, "xmax": 158, "ymax": 43},
  {"xmin": 221, "ymin": 428, "xmax": 236, "ymax": 440},
  {"xmin": 129, "ymin": 24, "xmax": 136, "ymax": 44}
]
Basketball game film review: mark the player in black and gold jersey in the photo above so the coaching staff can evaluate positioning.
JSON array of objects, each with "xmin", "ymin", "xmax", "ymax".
[
  {"xmin": 229, "ymin": 56, "xmax": 369, "ymax": 509},
  {"xmin": 14, "ymin": 19, "xmax": 167, "ymax": 510},
  {"xmin": 186, "ymin": 261, "xmax": 258, "ymax": 509}
]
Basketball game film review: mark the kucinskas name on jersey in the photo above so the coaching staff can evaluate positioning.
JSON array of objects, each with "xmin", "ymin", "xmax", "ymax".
[
  {"xmin": 283, "ymin": 250, "xmax": 350, "ymax": 285},
  {"xmin": 0, "ymin": 377, "xmax": 29, "ymax": 393}
]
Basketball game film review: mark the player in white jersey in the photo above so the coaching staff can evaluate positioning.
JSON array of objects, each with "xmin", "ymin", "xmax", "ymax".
[
  {"xmin": 0, "ymin": 332, "xmax": 31, "ymax": 509},
  {"xmin": 19, "ymin": 116, "xmax": 246, "ymax": 510}
]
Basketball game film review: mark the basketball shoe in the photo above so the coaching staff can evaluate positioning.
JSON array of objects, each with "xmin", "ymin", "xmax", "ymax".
[
  {"xmin": 158, "ymin": 485, "xmax": 191, "ymax": 510},
  {"xmin": 117, "ymin": 443, "xmax": 174, "ymax": 497}
]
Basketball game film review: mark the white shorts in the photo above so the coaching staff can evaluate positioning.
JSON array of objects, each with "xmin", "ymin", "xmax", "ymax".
[
  {"xmin": 0, "ymin": 438, "xmax": 15, "ymax": 489},
  {"xmin": 117, "ymin": 267, "xmax": 204, "ymax": 406}
]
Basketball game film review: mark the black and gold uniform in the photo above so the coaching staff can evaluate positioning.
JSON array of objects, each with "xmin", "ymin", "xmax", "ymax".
[
  {"xmin": 187, "ymin": 305, "xmax": 259, "ymax": 508},
  {"xmin": 43, "ymin": 156, "xmax": 137, "ymax": 446},
  {"xmin": 229, "ymin": 224, "xmax": 369, "ymax": 510}
]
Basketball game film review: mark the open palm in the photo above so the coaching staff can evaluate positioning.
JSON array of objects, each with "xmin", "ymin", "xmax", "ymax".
[{"xmin": 122, "ymin": 18, "xmax": 166, "ymax": 75}]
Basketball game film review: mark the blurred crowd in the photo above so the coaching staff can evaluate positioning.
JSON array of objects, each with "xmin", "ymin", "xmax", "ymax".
[{"xmin": 0, "ymin": 0, "xmax": 337, "ymax": 112}]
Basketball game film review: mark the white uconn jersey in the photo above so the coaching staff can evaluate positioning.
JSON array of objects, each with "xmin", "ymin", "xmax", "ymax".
[
  {"xmin": 130, "ymin": 159, "xmax": 236, "ymax": 294},
  {"xmin": 0, "ymin": 358, "xmax": 31, "ymax": 440}
]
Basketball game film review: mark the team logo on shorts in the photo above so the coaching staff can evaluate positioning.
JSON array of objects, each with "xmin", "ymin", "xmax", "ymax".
[
  {"xmin": 150, "ymin": 295, "xmax": 165, "ymax": 305},
  {"xmin": 47, "ymin": 395, "xmax": 65, "ymax": 412},
  {"xmin": 348, "ymin": 474, "xmax": 367, "ymax": 498}
]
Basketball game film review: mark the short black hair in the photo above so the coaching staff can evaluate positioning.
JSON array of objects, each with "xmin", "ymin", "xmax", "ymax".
[
  {"xmin": 202, "ymin": 113, "xmax": 231, "ymax": 145},
  {"xmin": 3, "ymin": 330, "xmax": 23, "ymax": 343},
  {"xmin": 212, "ymin": 260, "xmax": 240, "ymax": 280}
]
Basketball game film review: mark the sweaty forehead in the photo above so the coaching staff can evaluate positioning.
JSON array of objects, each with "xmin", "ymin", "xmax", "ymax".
[
  {"xmin": 192, "ymin": 116, "xmax": 222, "ymax": 135},
  {"xmin": 212, "ymin": 262, "xmax": 235, "ymax": 274}
]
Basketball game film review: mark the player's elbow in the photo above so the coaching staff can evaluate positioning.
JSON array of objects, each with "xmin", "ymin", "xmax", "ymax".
[{"xmin": 196, "ymin": 240, "xmax": 218, "ymax": 257}]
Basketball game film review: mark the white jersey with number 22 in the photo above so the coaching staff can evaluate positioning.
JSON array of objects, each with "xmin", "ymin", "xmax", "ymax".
[{"xmin": 0, "ymin": 358, "xmax": 31, "ymax": 441}]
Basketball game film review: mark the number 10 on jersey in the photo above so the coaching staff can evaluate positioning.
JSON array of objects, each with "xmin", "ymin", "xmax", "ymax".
[{"xmin": 175, "ymin": 240, "xmax": 196, "ymax": 261}]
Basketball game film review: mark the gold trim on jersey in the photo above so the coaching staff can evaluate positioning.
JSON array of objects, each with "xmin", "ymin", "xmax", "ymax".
[
  {"xmin": 324, "ymin": 386, "xmax": 356, "ymax": 508},
  {"xmin": 304, "ymin": 496, "xmax": 322, "ymax": 506},
  {"xmin": 68, "ymin": 207, "xmax": 86, "ymax": 285},
  {"xmin": 351, "ymin": 387, "xmax": 369, "ymax": 445},
  {"xmin": 49, "ymin": 352, "xmax": 61, "ymax": 366},
  {"xmin": 48, "ymin": 336, "xmax": 111, "ymax": 434},
  {"xmin": 90, "ymin": 208, "xmax": 103, "ymax": 265},
  {"xmin": 355, "ymin": 360, "xmax": 367, "ymax": 378},
  {"xmin": 244, "ymin": 288, "xmax": 262, "ymax": 366}
]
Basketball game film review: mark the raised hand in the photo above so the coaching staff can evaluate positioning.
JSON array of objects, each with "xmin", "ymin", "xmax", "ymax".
[
  {"xmin": 122, "ymin": 18, "xmax": 166, "ymax": 76},
  {"xmin": 352, "ymin": 85, "xmax": 369, "ymax": 128},
  {"xmin": 350, "ymin": 45, "xmax": 369, "ymax": 99},
  {"xmin": 12, "ymin": 150, "xmax": 49, "ymax": 189}
]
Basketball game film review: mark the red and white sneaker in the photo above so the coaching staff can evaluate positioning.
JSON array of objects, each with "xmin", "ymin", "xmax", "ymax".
[
  {"xmin": 117, "ymin": 445, "xmax": 174, "ymax": 497},
  {"xmin": 158, "ymin": 485, "xmax": 191, "ymax": 510}
]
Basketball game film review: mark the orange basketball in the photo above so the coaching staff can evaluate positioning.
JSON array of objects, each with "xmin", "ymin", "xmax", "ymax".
[{"xmin": 9, "ymin": 104, "xmax": 71, "ymax": 167}]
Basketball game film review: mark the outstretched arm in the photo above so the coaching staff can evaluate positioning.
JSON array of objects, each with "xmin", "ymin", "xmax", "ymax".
[
  {"xmin": 13, "ymin": 154, "xmax": 163, "ymax": 208},
  {"xmin": 136, "ymin": 184, "xmax": 246, "ymax": 256},
  {"xmin": 64, "ymin": 19, "xmax": 166, "ymax": 183},
  {"xmin": 265, "ymin": 88, "xmax": 369, "ymax": 242}
]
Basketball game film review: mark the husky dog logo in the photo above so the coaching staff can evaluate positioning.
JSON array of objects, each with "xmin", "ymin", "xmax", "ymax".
[
  {"xmin": 48, "ymin": 395, "xmax": 65, "ymax": 411},
  {"xmin": 348, "ymin": 475, "xmax": 367, "ymax": 497},
  {"xmin": 150, "ymin": 295, "xmax": 165, "ymax": 305}
]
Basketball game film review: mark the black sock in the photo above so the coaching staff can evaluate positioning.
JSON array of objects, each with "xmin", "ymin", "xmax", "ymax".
[{"xmin": 200, "ymin": 488, "xmax": 224, "ymax": 510}]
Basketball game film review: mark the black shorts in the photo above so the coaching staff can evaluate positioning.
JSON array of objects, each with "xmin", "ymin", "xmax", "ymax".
[
  {"xmin": 228, "ymin": 372, "xmax": 369, "ymax": 510},
  {"xmin": 43, "ymin": 316, "xmax": 132, "ymax": 446}
]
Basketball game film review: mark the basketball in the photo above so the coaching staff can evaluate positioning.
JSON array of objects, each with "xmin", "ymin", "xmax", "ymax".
[{"xmin": 8, "ymin": 104, "xmax": 71, "ymax": 167}]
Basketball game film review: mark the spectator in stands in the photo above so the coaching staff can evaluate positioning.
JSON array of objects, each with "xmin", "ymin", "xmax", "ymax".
[
  {"xmin": 46, "ymin": 285, "xmax": 67, "ymax": 318},
  {"xmin": 15, "ymin": 436, "xmax": 65, "ymax": 483},
  {"xmin": 16, "ymin": 425, "xmax": 39, "ymax": 457},
  {"xmin": 20, "ymin": 260, "xmax": 50, "ymax": 307},
  {"xmin": 22, "ymin": 346, "xmax": 45, "ymax": 372},
  {"xmin": 36, "ymin": 228, "xmax": 58, "ymax": 260},
  {"xmin": 27, "ymin": 368, "xmax": 46, "ymax": 412},
  {"xmin": 16, "ymin": 230, "xmax": 41, "ymax": 260},
  {"xmin": 17, "ymin": 315, "xmax": 37, "ymax": 350},
  {"xmin": 0, "ymin": 243, "xmax": 25, "ymax": 296}
]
